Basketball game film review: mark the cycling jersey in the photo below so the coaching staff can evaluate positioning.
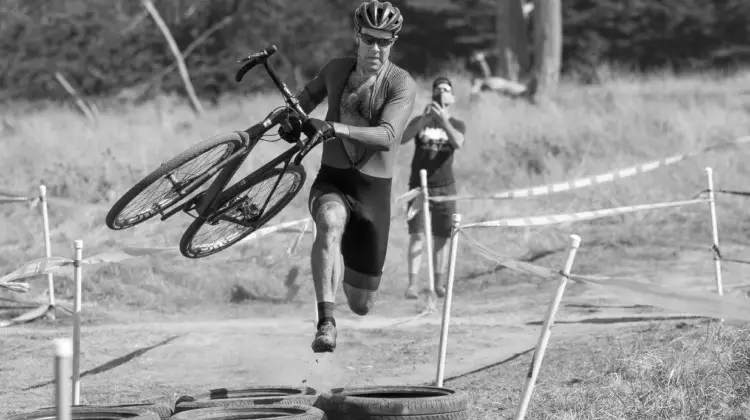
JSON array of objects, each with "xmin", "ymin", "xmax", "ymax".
[{"xmin": 296, "ymin": 56, "xmax": 417, "ymax": 179}]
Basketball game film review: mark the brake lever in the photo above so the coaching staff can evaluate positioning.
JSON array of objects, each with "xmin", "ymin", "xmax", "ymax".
[{"xmin": 294, "ymin": 131, "xmax": 327, "ymax": 165}]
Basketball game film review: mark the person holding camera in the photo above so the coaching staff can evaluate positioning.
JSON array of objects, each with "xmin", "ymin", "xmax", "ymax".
[{"xmin": 400, "ymin": 76, "xmax": 466, "ymax": 300}]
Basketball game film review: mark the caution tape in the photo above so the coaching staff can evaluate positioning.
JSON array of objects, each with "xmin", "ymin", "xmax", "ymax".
[
  {"xmin": 461, "ymin": 230, "xmax": 750, "ymax": 323},
  {"xmin": 0, "ymin": 218, "xmax": 311, "ymax": 287},
  {"xmin": 389, "ymin": 188, "xmax": 423, "ymax": 221},
  {"xmin": 0, "ymin": 281, "xmax": 31, "ymax": 293},
  {"xmin": 395, "ymin": 188, "xmax": 421, "ymax": 203},
  {"xmin": 715, "ymin": 189, "xmax": 750, "ymax": 197},
  {"xmin": 0, "ymin": 189, "xmax": 38, "ymax": 209},
  {"xmin": 461, "ymin": 198, "xmax": 707, "ymax": 229},
  {"xmin": 460, "ymin": 231, "xmax": 561, "ymax": 279},
  {"xmin": 429, "ymin": 136, "xmax": 750, "ymax": 203},
  {"xmin": 287, "ymin": 218, "xmax": 312, "ymax": 254},
  {"xmin": 0, "ymin": 196, "xmax": 34, "ymax": 204}
]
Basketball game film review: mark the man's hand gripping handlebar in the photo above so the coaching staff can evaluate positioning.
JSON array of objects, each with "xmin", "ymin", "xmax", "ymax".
[{"xmin": 235, "ymin": 44, "xmax": 336, "ymax": 165}]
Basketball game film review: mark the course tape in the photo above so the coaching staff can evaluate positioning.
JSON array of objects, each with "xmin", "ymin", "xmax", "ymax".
[
  {"xmin": 0, "ymin": 218, "xmax": 311, "ymax": 286},
  {"xmin": 429, "ymin": 136, "xmax": 750, "ymax": 203},
  {"xmin": 461, "ymin": 230, "xmax": 750, "ymax": 323},
  {"xmin": 395, "ymin": 188, "xmax": 421, "ymax": 203},
  {"xmin": 0, "ymin": 281, "xmax": 31, "ymax": 293},
  {"xmin": 0, "ymin": 196, "xmax": 34, "ymax": 204},
  {"xmin": 390, "ymin": 187, "xmax": 422, "ymax": 221},
  {"xmin": 723, "ymin": 258, "xmax": 750, "ymax": 266},
  {"xmin": 461, "ymin": 198, "xmax": 707, "ymax": 229},
  {"xmin": 715, "ymin": 189, "xmax": 750, "ymax": 197}
]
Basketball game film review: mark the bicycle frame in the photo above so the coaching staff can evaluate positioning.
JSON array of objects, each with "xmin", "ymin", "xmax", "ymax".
[{"xmin": 158, "ymin": 45, "xmax": 319, "ymax": 225}]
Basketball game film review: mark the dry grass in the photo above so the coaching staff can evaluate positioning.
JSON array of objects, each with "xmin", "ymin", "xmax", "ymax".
[
  {"xmin": 536, "ymin": 322, "xmax": 750, "ymax": 419},
  {"xmin": 453, "ymin": 321, "xmax": 750, "ymax": 420},
  {"xmin": 2, "ymin": 70, "xmax": 750, "ymax": 312}
]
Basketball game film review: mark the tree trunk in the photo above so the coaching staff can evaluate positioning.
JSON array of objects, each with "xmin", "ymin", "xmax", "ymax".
[
  {"xmin": 495, "ymin": 0, "xmax": 530, "ymax": 82},
  {"xmin": 531, "ymin": 0, "xmax": 562, "ymax": 96}
]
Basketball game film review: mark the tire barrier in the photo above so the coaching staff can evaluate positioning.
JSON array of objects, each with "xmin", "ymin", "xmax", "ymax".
[
  {"xmin": 17, "ymin": 339, "xmax": 468, "ymax": 420},
  {"xmin": 312, "ymin": 385, "xmax": 471, "ymax": 420},
  {"xmin": 173, "ymin": 386, "xmax": 319, "ymax": 413},
  {"xmin": 170, "ymin": 406, "xmax": 325, "ymax": 420}
]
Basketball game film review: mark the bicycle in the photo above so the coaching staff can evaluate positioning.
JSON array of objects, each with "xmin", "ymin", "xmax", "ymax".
[{"xmin": 105, "ymin": 45, "xmax": 327, "ymax": 259}]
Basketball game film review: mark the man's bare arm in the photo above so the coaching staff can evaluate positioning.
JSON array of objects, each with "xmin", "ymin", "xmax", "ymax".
[
  {"xmin": 440, "ymin": 117, "xmax": 465, "ymax": 149},
  {"xmin": 400, "ymin": 116, "xmax": 426, "ymax": 144}
]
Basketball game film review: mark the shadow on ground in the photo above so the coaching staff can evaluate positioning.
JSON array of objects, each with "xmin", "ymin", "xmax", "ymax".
[
  {"xmin": 22, "ymin": 334, "xmax": 184, "ymax": 391},
  {"xmin": 525, "ymin": 315, "xmax": 708, "ymax": 326}
]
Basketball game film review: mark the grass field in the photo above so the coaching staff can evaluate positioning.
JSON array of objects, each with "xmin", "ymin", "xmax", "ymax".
[{"xmin": 2, "ymin": 70, "xmax": 750, "ymax": 419}]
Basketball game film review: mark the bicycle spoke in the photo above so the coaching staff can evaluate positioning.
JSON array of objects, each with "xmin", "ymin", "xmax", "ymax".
[
  {"xmin": 116, "ymin": 145, "xmax": 232, "ymax": 225},
  {"xmin": 186, "ymin": 171, "xmax": 298, "ymax": 255}
]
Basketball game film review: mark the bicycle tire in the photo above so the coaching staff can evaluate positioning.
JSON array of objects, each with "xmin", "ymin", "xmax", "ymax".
[
  {"xmin": 105, "ymin": 132, "xmax": 247, "ymax": 230},
  {"xmin": 179, "ymin": 165, "xmax": 306, "ymax": 259}
]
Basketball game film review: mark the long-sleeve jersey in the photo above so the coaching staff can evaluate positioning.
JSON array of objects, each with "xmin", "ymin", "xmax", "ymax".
[{"xmin": 295, "ymin": 56, "xmax": 417, "ymax": 179}]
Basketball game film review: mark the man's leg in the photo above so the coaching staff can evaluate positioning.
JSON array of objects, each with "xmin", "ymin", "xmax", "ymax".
[
  {"xmin": 309, "ymin": 192, "xmax": 349, "ymax": 353},
  {"xmin": 341, "ymin": 191, "xmax": 390, "ymax": 315},
  {"xmin": 406, "ymin": 233, "xmax": 424, "ymax": 299},
  {"xmin": 405, "ymin": 199, "xmax": 425, "ymax": 299},
  {"xmin": 430, "ymin": 186, "xmax": 457, "ymax": 298},
  {"xmin": 343, "ymin": 269, "xmax": 380, "ymax": 315},
  {"xmin": 433, "ymin": 236, "xmax": 450, "ymax": 298}
]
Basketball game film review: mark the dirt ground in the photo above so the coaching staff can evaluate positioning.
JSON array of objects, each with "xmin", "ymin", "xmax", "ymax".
[{"xmin": 2, "ymin": 243, "xmax": 749, "ymax": 419}]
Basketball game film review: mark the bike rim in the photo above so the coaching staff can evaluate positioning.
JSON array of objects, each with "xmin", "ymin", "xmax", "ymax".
[
  {"xmin": 113, "ymin": 144, "xmax": 236, "ymax": 228},
  {"xmin": 185, "ymin": 170, "xmax": 303, "ymax": 257}
]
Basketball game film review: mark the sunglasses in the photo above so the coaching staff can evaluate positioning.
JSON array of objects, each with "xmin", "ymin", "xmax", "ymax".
[{"xmin": 359, "ymin": 33, "xmax": 396, "ymax": 47}]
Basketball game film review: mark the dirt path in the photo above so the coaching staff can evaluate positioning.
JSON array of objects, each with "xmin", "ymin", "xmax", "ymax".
[
  {"xmin": 4, "ymin": 242, "xmax": 748, "ymax": 416},
  {"xmin": 0, "ymin": 286, "xmax": 698, "ymax": 415}
]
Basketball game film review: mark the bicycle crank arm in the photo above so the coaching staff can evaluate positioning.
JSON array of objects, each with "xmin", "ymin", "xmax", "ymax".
[
  {"xmin": 209, "ymin": 214, "xmax": 259, "ymax": 229},
  {"xmin": 206, "ymin": 195, "xmax": 261, "ymax": 226}
]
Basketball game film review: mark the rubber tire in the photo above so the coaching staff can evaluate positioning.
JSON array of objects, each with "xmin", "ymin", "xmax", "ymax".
[
  {"xmin": 105, "ymin": 131, "xmax": 247, "ymax": 230},
  {"xmin": 173, "ymin": 385, "xmax": 319, "ymax": 414},
  {"xmin": 35, "ymin": 404, "xmax": 171, "ymax": 420},
  {"xmin": 106, "ymin": 403, "xmax": 172, "ymax": 420},
  {"xmin": 170, "ymin": 405, "xmax": 325, "ymax": 420},
  {"xmin": 312, "ymin": 386, "xmax": 470, "ymax": 420},
  {"xmin": 7, "ymin": 406, "xmax": 160, "ymax": 420},
  {"xmin": 178, "ymin": 165, "xmax": 306, "ymax": 259}
]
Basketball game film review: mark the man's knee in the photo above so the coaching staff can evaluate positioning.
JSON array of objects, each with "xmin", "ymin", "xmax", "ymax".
[
  {"xmin": 342, "ymin": 268, "xmax": 381, "ymax": 316},
  {"xmin": 343, "ymin": 283, "xmax": 377, "ymax": 316},
  {"xmin": 313, "ymin": 198, "xmax": 348, "ymax": 244}
]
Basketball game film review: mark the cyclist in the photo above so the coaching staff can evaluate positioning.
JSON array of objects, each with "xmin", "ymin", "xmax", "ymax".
[
  {"xmin": 400, "ymin": 76, "xmax": 466, "ymax": 300},
  {"xmin": 281, "ymin": 0, "xmax": 417, "ymax": 353}
]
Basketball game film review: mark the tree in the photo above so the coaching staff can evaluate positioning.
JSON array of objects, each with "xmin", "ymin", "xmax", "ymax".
[
  {"xmin": 495, "ymin": 0, "xmax": 530, "ymax": 82},
  {"xmin": 531, "ymin": 0, "xmax": 562, "ymax": 96}
]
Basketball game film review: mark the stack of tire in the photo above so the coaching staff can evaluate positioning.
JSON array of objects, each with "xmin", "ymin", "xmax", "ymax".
[{"xmin": 7, "ymin": 385, "xmax": 470, "ymax": 420}]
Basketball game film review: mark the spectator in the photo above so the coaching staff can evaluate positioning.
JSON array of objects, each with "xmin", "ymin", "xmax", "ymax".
[{"xmin": 401, "ymin": 76, "xmax": 466, "ymax": 299}]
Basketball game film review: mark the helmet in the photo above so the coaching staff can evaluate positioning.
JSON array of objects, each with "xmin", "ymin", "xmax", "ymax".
[{"xmin": 353, "ymin": 1, "xmax": 403, "ymax": 37}]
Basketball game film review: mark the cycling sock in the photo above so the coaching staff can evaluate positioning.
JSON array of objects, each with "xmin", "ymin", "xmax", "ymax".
[{"xmin": 317, "ymin": 302, "xmax": 336, "ymax": 329}]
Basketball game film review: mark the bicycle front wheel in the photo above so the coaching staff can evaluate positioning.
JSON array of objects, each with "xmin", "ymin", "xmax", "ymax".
[
  {"xmin": 105, "ymin": 132, "xmax": 247, "ymax": 230},
  {"xmin": 179, "ymin": 165, "xmax": 306, "ymax": 259}
]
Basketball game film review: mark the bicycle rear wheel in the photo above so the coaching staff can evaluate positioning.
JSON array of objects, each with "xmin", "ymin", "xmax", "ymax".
[
  {"xmin": 105, "ymin": 132, "xmax": 247, "ymax": 230},
  {"xmin": 179, "ymin": 165, "xmax": 306, "ymax": 258}
]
